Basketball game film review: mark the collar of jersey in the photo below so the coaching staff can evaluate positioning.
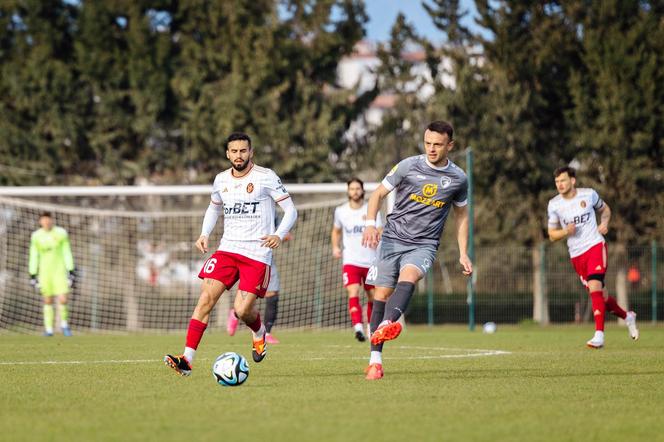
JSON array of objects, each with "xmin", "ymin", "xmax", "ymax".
[
  {"xmin": 424, "ymin": 157, "xmax": 451, "ymax": 171},
  {"xmin": 230, "ymin": 163, "xmax": 254, "ymax": 179}
]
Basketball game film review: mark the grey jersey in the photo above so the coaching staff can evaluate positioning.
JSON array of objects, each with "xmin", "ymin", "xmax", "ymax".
[{"xmin": 381, "ymin": 154, "xmax": 468, "ymax": 247}]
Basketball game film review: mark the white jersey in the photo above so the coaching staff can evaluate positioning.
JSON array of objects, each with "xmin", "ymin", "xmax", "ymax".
[
  {"xmin": 547, "ymin": 188, "xmax": 605, "ymax": 258},
  {"xmin": 211, "ymin": 165, "xmax": 290, "ymax": 265},
  {"xmin": 333, "ymin": 202, "xmax": 382, "ymax": 268}
]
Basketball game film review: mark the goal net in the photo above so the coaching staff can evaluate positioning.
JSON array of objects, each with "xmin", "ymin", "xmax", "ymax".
[{"xmin": 0, "ymin": 187, "xmax": 377, "ymax": 333}]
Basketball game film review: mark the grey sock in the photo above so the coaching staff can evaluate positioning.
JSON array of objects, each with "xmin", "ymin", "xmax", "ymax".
[
  {"xmin": 370, "ymin": 300, "xmax": 386, "ymax": 352},
  {"xmin": 264, "ymin": 296, "xmax": 278, "ymax": 333},
  {"xmin": 385, "ymin": 282, "xmax": 415, "ymax": 322}
]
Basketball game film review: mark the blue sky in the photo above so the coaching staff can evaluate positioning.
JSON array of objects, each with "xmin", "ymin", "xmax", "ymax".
[{"xmin": 364, "ymin": 0, "xmax": 481, "ymax": 42}]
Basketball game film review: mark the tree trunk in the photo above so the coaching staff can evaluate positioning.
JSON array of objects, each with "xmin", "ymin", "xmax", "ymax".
[
  {"xmin": 614, "ymin": 243, "xmax": 628, "ymax": 325},
  {"xmin": 532, "ymin": 243, "xmax": 549, "ymax": 324}
]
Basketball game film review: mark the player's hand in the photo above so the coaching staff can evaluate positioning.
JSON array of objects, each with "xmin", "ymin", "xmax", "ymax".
[
  {"xmin": 261, "ymin": 235, "xmax": 282, "ymax": 249},
  {"xmin": 362, "ymin": 226, "xmax": 380, "ymax": 249},
  {"xmin": 459, "ymin": 254, "xmax": 473, "ymax": 276},
  {"xmin": 598, "ymin": 223, "xmax": 609, "ymax": 235},
  {"xmin": 68, "ymin": 270, "xmax": 76, "ymax": 289},
  {"xmin": 332, "ymin": 247, "xmax": 342, "ymax": 259},
  {"xmin": 283, "ymin": 232, "xmax": 294, "ymax": 242},
  {"xmin": 29, "ymin": 275, "xmax": 39, "ymax": 290},
  {"xmin": 566, "ymin": 223, "xmax": 576, "ymax": 236},
  {"xmin": 195, "ymin": 235, "xmax": 209, "ymax": 254}
]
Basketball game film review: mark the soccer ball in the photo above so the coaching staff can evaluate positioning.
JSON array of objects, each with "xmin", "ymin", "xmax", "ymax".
[
  {"xmin": 212, "ymin": 352, "xmax": 250, "ymax": 387},
  {"xmin": 483, "ymin": 322, "xmax": 497, "ymax": 334}
]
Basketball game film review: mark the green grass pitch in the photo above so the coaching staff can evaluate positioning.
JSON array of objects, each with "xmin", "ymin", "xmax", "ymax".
[{"xmin": 1, "ymin": 325, "xmax": 663, "ymax": 442}]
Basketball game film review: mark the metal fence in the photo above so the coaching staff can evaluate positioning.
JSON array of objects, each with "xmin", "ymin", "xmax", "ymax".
[{"xmin": 408, "ymin": 243, "xmax": 662, "ymax": 326}]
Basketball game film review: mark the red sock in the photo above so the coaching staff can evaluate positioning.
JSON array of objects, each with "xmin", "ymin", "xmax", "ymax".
[
  {"xmin": 348, "ymin": 297, "xmax": 362, "ymax": 325},
  {"xmin": 246, "ymin": 313, "xmax": 263, "ymax": 333},
  {"xmin": 366, "ymin": 301, "xmax": 373, "ymax": 324},
  {"xmin": 605, "ymin": 296, "xmax": 627, "ymax": 319},
  {"xmin": 185, "ymin": 318, "xmax": 208, "ymax": 350},
  {"xmin": 590, "ymin": 291, "xmax": 605, "ymax": 331}
]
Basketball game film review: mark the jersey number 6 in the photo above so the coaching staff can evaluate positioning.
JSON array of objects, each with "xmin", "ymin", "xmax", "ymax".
[{"xmin": 204, "ymin": 258, "xmax": 218, "ymax": 274}]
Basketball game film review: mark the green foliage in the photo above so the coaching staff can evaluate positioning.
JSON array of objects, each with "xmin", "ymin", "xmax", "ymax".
[{"xmin": 0, "ymin": 0, "xmax": 370, "ymax": 184}]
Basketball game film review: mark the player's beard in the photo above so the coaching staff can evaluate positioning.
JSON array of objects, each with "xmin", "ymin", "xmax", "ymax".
[
  {"xmin": 348, "ymin": 192, "xmax": 364, "ymax": 203},
  {"xmin": 232, "ymin": 158, "xmax": 250, "ymax": 172}
]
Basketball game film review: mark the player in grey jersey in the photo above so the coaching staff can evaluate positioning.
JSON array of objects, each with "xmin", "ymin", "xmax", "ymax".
[{"xmin": 362, "ymin": 120, "xmax": 473, "ymax": 380}]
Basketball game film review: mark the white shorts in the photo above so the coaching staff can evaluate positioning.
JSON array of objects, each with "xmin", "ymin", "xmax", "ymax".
[{"xmin": 266, "ymin": 263, "xmax": 280, "ymax": 293}]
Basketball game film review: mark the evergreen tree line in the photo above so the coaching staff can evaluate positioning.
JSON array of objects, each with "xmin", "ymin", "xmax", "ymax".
[{"xmin": 0, "ymin": 0, "xmax": 662, "ymax": 246}]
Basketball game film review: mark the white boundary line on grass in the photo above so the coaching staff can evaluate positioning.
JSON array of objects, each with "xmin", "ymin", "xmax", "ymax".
[
  {"xmin": 305, "ymin": 345, "xmax": 512, "ymax": 360},
  {"xmin": 0, "ymin": 346, "xmax": 511, "ymax": 365}
]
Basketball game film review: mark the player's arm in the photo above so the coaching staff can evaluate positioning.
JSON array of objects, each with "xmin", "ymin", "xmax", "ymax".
[
  {"xmin": 196, "ymin": 199, "xmax": 222, "ymax": 254},
  {"xmin": 331, "ymin": 226, "xmax": 342, "ymax": 258},
  {"xmin": 362, "ymin": 184, "xmax": 390, "ymax": 249},
  {"xmin": 548, "ymin": 225, "xmax": 574, "ymax": 242},
  {"xmin": 60, "ymin": 230, "xmax": 76, "ymax": 287},
  {"xmin": 262, "ymin": 196, "xmax": 297, "ymax": 249},
  {"xmin": 196, "ymin": 177, "xmax": 224, "ymax": 254},
  {"xmin": 453, "ymin": 204, "xmax": 473, "ymax": 276},
  {"xmin": 546, "ymin": 202, "xmax": 573, "ymax": 242},
  {"xmin": 596, "ymin": 202, "xmax": 611, "ymax": 235},
  {"xmin": 28, "ymin": 234, "xmax": 39, "ymax": 287}
]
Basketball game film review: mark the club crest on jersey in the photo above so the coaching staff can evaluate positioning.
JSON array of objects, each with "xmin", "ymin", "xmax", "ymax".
[
  {"xmin": 422, "ymin": 183, "xmax": 438, "ymax": 198},
  {"xmin": 222, "ymin": 187, "xmax": 228, "ymax": 193},
  {"xmin": 580, "ymin": 200, "xmax": 586, "ymax": 208},
  {"xmin": 246, "ymin": 183, "xmax": 254, "ymax": 193},
  {"xmin": 440, "ymin": 176, "xmax": 452, "ymax": 189}
]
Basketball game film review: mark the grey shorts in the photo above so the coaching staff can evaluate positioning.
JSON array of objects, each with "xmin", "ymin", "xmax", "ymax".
[
  {"xmin": 267, "ymin": 263, "xmax": 280, "ymax": 292},
  {"xmin": 366, "ymin": 238, "xmax": 437, "ymax": 289}
]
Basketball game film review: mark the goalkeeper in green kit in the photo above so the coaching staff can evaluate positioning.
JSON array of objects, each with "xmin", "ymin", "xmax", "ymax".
[{"xmin": 29, "ymin": 212, "xmax": 76, "ymax": 337}]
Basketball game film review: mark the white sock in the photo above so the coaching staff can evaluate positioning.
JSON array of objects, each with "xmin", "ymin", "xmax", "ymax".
[
  {"xmin": 45, "ymin": 327, "xmax": 54, "ymax": 334},
  {"xmin": 353, "ymin": 323, "xmax": 364, "ymax": 333},
  {"xmin": 369, "ymin": 351, "xmax": 382, "ymax": 365},
  {"xmin": 183, "ymin": 347, "xmax": 196, "ymax": 363},
  {"xmin": 61, "ymin": 320, "xmax": 68, "ymax": 329},
  {"xmin": 593, "ymin": 331, "xmax": 605, "ymax": 340},
  {"xmin": 252, "ymin": 324, "xmax": 266, "ymax": 340}
]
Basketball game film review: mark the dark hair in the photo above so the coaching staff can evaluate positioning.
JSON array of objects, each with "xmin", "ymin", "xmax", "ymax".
[
  {"xmin": 554, "ymin": 166, "xmax": 576, "ymax": 178},
  {"xmin": 346, "ymin": 177, "xmax": 364, "ymax": 189},
  {"xmin": 39, "ymin": 211, "xmax": 52, "ymax": 218},
  {"xmin": 225, "ymin": 132, "xmax": 251, "ymax": 150},
  {"xmin": 426, "ymin": 120, "xmax": 454, "ymax": 140}
]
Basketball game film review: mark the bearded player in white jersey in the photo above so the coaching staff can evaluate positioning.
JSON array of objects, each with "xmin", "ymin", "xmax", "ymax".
[
  {"xmin": 331, "ymin": 178, "xmax": 382, "ymax": 342},
  {"xmin": 547, "ymin": 166, "xmax": 638, "ymax": 349},
  {"xmin": 164, "ymin": 132, "xmax": 297, "ymax": 376}
]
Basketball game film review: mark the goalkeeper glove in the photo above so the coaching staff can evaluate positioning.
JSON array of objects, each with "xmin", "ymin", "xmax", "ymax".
[
  {"xmin": 29, "ymin": 275, "xmax": 39, "ymax": 290},
  {"xmin": 68, "ymin": 270, "xmax": 76, "ymax": 289}
]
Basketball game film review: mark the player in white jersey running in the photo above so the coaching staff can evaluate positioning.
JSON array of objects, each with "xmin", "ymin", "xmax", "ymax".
[
  {"xmin": 331, "ymin": 178, "xmax": 382, "ymax": 342},
  {"xmin": 547, "ymin": 166, "xmax": 638, "ymax": 349},
  {"xmin": 164, "ymin": 132, "xmax": 297, "ymax": 376}
]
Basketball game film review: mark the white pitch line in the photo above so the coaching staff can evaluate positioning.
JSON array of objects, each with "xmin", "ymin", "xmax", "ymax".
[
  {"xmin": 0, "ymin": 359, "xmax": 159, "ymax": 366},
  {"xmin": 304, "ymin": 350, "xmax": 511, "ymax": 361},
  {"xmin": 0, "ymin": 348, "xmax": 511, "ymax": 366}
]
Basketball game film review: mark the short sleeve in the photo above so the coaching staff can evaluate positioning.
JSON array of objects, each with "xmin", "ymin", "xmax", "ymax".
[
  {"xmin": 453, "ymin": 176, "xmax": 468, "ymax": 207},
  {"xmin": 547, "ymin": 201, "xmax": 560, "ymax": 228},
  {"xmin": 333, "ymin": 207, "xmax": 342, "ymax": 228},
  {"xmin": 381, "ymin": 158, "xmax": 411, "ymax": 191},
  {"xmin": 591, "ymin": 189, "xmax": 604, "ymax": 210},
  {"xmin": 211, "ymin": 175, "xmax": 223, "ymax": 205},
  {"xmin": 267, "ymin": 171, "xmax": 290, "ymax": 202}
]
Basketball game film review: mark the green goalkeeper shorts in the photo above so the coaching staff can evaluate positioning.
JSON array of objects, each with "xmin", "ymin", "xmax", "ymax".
[{"xmin": 39, "ymin": 274, "xmax": 70, "ymax": 297}]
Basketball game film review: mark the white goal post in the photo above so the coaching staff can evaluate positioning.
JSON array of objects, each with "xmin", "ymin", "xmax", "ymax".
[{"xmin": 0, "ymin": 183, "xmax": 393, "ymax": 334}]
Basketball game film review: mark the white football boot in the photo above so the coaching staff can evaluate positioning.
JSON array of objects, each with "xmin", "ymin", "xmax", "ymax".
[
  {"xmin": 625, "ymin": 311, "xmax": 639, "ymax": 340},
  {"xmin": 586, "ymin": 330, "xmax": 605, "ymax": 349}
]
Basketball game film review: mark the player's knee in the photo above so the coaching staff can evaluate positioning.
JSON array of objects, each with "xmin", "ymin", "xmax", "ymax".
[
  {"xmin": 234, "ymin": 304, "xmax": 254, "ymax": 321},
  {"xmin": 587, "ymin": 274, "xmax": 605, "ymax": 291}
]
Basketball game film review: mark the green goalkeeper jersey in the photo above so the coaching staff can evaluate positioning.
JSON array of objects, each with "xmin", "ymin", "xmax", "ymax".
[{"xmin": 29, "ymin": 227, "xmax": 74, "ymax": 278}]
